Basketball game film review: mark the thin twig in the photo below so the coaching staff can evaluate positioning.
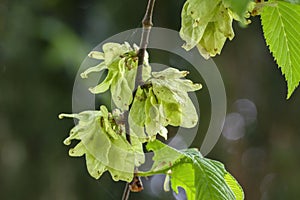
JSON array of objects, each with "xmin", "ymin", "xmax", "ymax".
[
  {"xmin": 135, "ymin": 0, "xmax": 156, "ymax": 87},
  {"xmin": 122, "ymin": 0, "xmax": 156, "ymax": 199},
  {"xmin": 122, "ymin": 182, "xmax": 131, "ymax": 200},
  {"xmin": 124, "ymin": 0, "xmax": 155, "ymax": 145}
]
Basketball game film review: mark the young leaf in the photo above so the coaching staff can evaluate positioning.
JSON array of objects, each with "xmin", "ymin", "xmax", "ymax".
[
  {"xmin": 225, "ymin": 173, "xmax": 244, "ymax": 200},
  {"xmin": 180, "ymin": 0, "xmax": 220, "ymax": 53},
  {"xmin": 222, "ymin": 0, "xmax": 252, "ymax": 22},
  {"xmin": 180, "ymin": 0, "xmax": 234, "ymax": 59},
  {"xmin": 261, "ymin": 1, "xmax": 300, "ymax": 98},
  {"xmin": 129, "ymin": 68, "xmax": 201, "ymax": 142},
  {"xmin": 149, "ymin": 68, "xmax": 202, "ymax": 128},
  {"xmin": 130, "ymin": 85, "xmax": 169, "ymax": 141},
  {"xmin": 59, "ymin": 106, "xmax": 144, "ymax": 182},
  {"xmin": 180, "ymin": 0, "xmax": 254, "ymax": 58},
  {"xmin": 170, "ymin": 163, "xmax": 196, "ymax": 199},
  {"xmin": 144, "ymin": 140, "xmax": 244, "ymax": 200},
  {"xmin": 197, "ymin": 4, "xmax": 234, "ymax": 59},
  {"xmin": 151, "ymin": 68, "xmax": 202, "ymax": 128},
  {"xmin": 144, "ymin": 88, "xmax": 169, "ymax": 140},
  {"xmin": 192, "ymin": 156, "xmax": 236, "ymax": 200},
  {"xmin": 81, "ymin": 42, "xmax": 151, "ymax": 110},
  {"xmin": 146, "ymin": 139, "xmax": 185, "ymax": 172}
]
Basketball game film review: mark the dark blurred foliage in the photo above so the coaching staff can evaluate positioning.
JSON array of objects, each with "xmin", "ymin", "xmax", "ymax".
[{"xmin": 1, "ymin": 0, "xmax": 300, "ymax": 200}]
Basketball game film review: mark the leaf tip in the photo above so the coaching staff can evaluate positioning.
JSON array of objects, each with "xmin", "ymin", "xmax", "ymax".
[
  {"xmin": 287, "ymin": 87, "xmax": 296, "ymax": 99},
  {"xmin": 58, "ymin": 113, "xmax": 75, "ymax": 119},
  {"xmin": 197, "ymin": 83, "xmax": 203, "ymax": 90},
  {"xmin": 88, "ymin": 51, "xmax": 104, "ymax": 60},
  {"xmin": 88, "ymin": 87, "xmax": 97, "ymax": 94},
  {"xmin": 181, "ymin": 43, "xmax": 193, "ymax": 51},
  {"xmin": 197, "ymin": 45, "xmax": 211, "ymax": 60},
  {"xmin": 286, "ymin": 79, "xmax": 300, "ymax": 99},
  {"xmin": 80, "ymin": 72, "xmax": 88, "ymax": 79},
  {"xmin": 63, "ymin": 138, "xmax": 71, "ymax": 145}
]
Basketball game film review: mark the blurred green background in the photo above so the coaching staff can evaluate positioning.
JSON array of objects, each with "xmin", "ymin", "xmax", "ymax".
[{"xmin": 1, "ymin": 0, "xmax": 300, "ymax": 199}]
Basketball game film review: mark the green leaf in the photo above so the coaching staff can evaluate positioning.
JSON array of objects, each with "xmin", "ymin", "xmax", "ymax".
[
  {"xmin": 80, "ymin": 62, "xmax": 107, "ymax": 79},
  {"xmin": 89, "ymin": 69, "xmax": 116, "ymax": 94},
  {"xmin": 223, "ymin": 0, "xmax": 252, "ymax": 21},
  {"xmin": 282, "ymin": 0, "xmax": 300, "ymax": 4},
  {"xmin": 88, "ymin": 51, "xmax": 104, "ymax": 60},
  {"xmin": 180, "ymin": 0, "xmax": 235, "ymax": 59},
  {"xmin": 144, "ymin": 88, "xmax": 168, "ymax": 140},
  {"xmin": 170, "ymin": 162, "xmax": 196, "ymax": 199},
  {"xmin": 110, "ymin": 59, "xmax": 135, "ymax": 110},
  {"xmin": 180, "ymin": 0, "xmax": 254, "ymax": 58},
  {"xmin": 146, "ymin": 140, "xmax": 184, "ymax": 172},
  {"xmin": 180, "ymin": 0, "xmax": 221, "ymax": 52},
  {"xmin": 261, "ymin": 1, "xmax": 300, "ymax": 98},
  {"xmin": 128, "ymin": 87, "xmax": 149, "ymax": 142},
  {"xmin": 187, "ymin": 0, "xmax": 221, "ymax": 23},
  {"xmin": 198, "ymin": 3, "xmax": 234, "ymax": 59},
  {"xmin": 150, "ymin": 68, "xmax": 202, "ymax": 128},
  {"xmin": 193, "ymin": 156, "xmax": 235, "ymax": 200},
  {"xmin": 81, "ymin": 42, "xmax": 152, "ymax": 110},
  {"xmin": 59, "ymin": 106, "xmax": 144, "ymax": 182},
  {"xmin": 143, "ymin": 141, "xmax": 244, "ymax": 200},
  {"xmin": 129, "ymin": 68, "xmax": 201, "ymax": 142},
  {"xmin": 225, "ymin": 173, "xmax": 244, "ymax": 200},
  {"xmin": 102, "ymin": 42, "xmax": 132, "ymax": 66}
]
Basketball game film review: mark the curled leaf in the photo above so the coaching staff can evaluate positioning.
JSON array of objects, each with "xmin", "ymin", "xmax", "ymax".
[
  {"xmin": 180, "ymin": 0, "xmax": 253, "ymax": 58},
  {"xmin": 59, "ymin": 106, "xmax": 144, "ymax": 182},
  {"xmin": 197, "ymin": 4, "xmax": 234, "ymax": 59},
  {"xmin": 150, "ymin": 68, "xmax": 202, "ymax": 128},
  {"xmin": 80, "ymin": 62, "xmax": 107, "ymax": 79},
  {"xmin": 80, "ymin": 42, "xmax": 151, "ymax": 110},
  {"xmin": 88, "ymin": 51, "xmax": 104, "ymax": 60},
  {"xmin": 129, "ymin": 67, "xmax": 201, "ymax": 142}
]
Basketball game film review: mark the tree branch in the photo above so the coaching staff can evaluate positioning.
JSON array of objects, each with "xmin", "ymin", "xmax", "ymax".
[
  {"xmin": 124, "ymin": 0, "xmax": 155, "ymax": 145},
  {"xmin": 122, "ymin": 0, "xmax": 156, "ymax": 199},
  {"xmin": 135, "ymin": 0, "xmax": 155, "ymax": 87}
]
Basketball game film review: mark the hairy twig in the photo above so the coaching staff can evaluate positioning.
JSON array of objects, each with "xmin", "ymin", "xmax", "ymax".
[{"xmin": 122, "ymin": 0, "xmax": 156, "ymax": 199}]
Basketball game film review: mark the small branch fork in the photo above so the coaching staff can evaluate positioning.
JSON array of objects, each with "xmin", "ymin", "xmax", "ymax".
[{"xmin": 122, "ymin": 0, "xmax": 156, "ymax": 200}]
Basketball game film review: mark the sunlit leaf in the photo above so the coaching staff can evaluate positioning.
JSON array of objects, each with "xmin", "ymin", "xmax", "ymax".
[
  {"xmin": 180, "ymin": 0, "xmax": 253, "ymax": 58},
  {"xmin": 143, "ymin": 141, "xmax": 244, "ymax": 200},
  {"xmin": 170, "ymin": 162, "xmax": 196, "ymax": 200},
  {"xmin": 150, "ymin": 68, "xmax": 202, "ymax": 128},
  {"xmin": 110, "ymin": 62, "xmax": 134, "ymax": 110},
  {"xmin": 282, "ymin": 0, "xmax": 300, "ymax": 4},
  {"xmin": 80, "ymin": 62, "xmax": 107, "ymax": 79},
  {"xmin": 129, "ymin": 67, "xmax": 201, "ymax": 141},
  {"xmin": 261, "ymin": 1, "xmax": 300, "ymax": 98},
  {"xmin": 59, "ymin": 106, "xmax": 144, "ymax": 182},
  {"xmin": 81, "ymin": 42, "xmax": 152, "ymax": 110},
  {"xmin": 225, "ymin": 173, "xmax": 244, "ymax": 200},
  {"xmin": 146, "ymin": 140, "xmax": 185, "ymax": 172},
  {"xmin": 144, "ymin": 87, "xmax": 168, "ymax": 140},
  {"xmin": 197, "ymin": 4, "xmax": 234, "ymax": 59},
  {"xmin": 223, "ymin": 0, "xmax": 252, "ymax": 22},
  {"xmin": 88, "ymin": 51, "xmax": 104, "ymax": 60},
  {"xmin": 180, "ymin": 0, "xmax": 220, "ymax": 51}
]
